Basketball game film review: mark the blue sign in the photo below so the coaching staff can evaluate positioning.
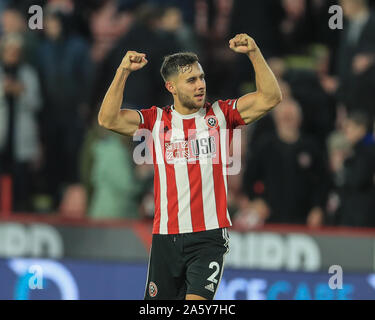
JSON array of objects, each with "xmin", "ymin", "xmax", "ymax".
[
  {"xmin": 1, "ymin": 258, "xmax": 375, "ymax": 300},
  {"xmin": 216, "ymin": 268, "xmax": 375, "ymax": 300}
]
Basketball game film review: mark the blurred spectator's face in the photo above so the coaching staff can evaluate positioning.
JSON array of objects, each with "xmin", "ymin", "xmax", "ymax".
[
  {"xmin": 171, "ymin": 62, "xmax": 206, "ymax": 110},
  {"xmin": 46, "ymin": 0, "xmax": 74, "ymax": 13},
  {"xmin": 274, "ymin": 100, "xmax": 302, "ymax": 131},
  {"xmin": 1, "ymin": 42, "xmax": 22, "ymax": 66},
  {"xmin": 343, "ymin": 119, "xmax": 366, "ymax": 145},
  {"xmin": 282, "ymin": 0, "xmax": 306, "ymax": 19},
  {"xmin": 160, "ymin": 8, "xmax": 182, "ymax": 32},
  {"xmin": 340, "ymin": 0, "xmax": 367, "ymax": 19},
  {"xmin": 45, "ymin": 16, "xmax": 62, "ymax": 40},
  {"xmin": 1, "ymin": 10, "xmax": 25, "ymax": 34},
  {"xmin": 267, "ymin": 58, "xmax": 286, "ymax": 79}
]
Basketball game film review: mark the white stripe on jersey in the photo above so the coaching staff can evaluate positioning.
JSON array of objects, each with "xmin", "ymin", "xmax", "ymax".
[
  {"xmin": 171, "ymin": 113, "xmax": 193, "ymax": 233},
  {"xmin": 211, "ymin": 102, "xmax": 232, "ymax": 224},
  {"xmin": 153, "ymin": 108, "xmax": 168, "ymax": 234},
  {"xmin": 195, "ymin": 115, "xmax": 219, "ymax": 230}
]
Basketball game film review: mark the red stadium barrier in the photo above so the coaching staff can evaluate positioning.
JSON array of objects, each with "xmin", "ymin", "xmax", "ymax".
[
  {"xmin": 0, "ymin": 175, "xmax": 12, "ymax": 218},
  {"xmin": 0, "ymin": 213, "xmax": 375, "ymax": 238}
]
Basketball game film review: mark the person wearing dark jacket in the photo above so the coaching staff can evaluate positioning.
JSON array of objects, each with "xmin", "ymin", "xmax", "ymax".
[
  {"xmin": 37, "ymin": 11, "xmax": 93, "ymax": 208},
  {"xmin": 336, "ymin": 111, "xmax": 375, "ymax": 227},
  {"xmin": 242, "ymin": 98, "xmax": 329, "ymax": 227},
  {"xmin": 336, "ymin": 0, "xmax": 375, "ymax": 122}
]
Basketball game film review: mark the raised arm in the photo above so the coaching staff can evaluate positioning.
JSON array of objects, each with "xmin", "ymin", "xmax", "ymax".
[
  {"xmin": 98, "ymin": 51, "xmax": 148, "ymax": 136},
  {"xmin": 229, "ymin": 34, "xmax": 282, "ymax": 125}
]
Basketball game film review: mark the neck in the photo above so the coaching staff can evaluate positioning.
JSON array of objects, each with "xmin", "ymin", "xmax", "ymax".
[
  {"xmin": 173, "ymin": 100, "xmax": 201, "ymax": 115},
  {"xmin": 277, "ymin": 127, "xmax": 299, "ymax": 143}
]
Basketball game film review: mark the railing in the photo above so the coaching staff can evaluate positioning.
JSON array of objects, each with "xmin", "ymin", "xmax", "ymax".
[{"xmin": 0, "ymin": 212, "xmax": 375, "ymax": 237}]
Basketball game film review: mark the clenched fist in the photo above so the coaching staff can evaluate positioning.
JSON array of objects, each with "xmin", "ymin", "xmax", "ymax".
[
  {"xmin": 120, "ymin": 51, "xmax": 148, "ymax": 72},
  {"xmin": 229, "ymin": 34, "xmax": 257, "ymax": 55}
]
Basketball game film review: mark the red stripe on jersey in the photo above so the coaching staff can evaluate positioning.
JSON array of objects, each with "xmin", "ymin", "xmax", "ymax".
[
  {"xmin": 162, "ymin": 111, "xmax": 179, "ymax": 233},
  {"xmin": 206, "ymin": 107, "xmax": 230, "ymax": 227},
  {"xmin": 183, "ymin": 118, "xmax": 206, "ymax": 232}
]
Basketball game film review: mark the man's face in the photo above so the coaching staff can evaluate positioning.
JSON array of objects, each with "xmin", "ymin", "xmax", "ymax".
[
  {"xmin": 343, "ymin": 119, "xmax": 366, "ymax": 145},
  {"xmin": 2, "ymin": 43, "xmax": 21, "ymax": 66},
  {"xmin": 1, "ymin": 10, "xmax": 25, "ymax": 34},
  {"xmin": 172, "ymin": 62, "xmax": 206, "ymax": 110},
  {"xmin": 340, "ymin": 0, "xmax": 364, "ymax": 19},
  {"xmin": 45, "ymin": 16, "xmax": 62, "ymax": 40},
  {"xmin": 274, "ymin": 99, "xmax": 301, "ymax": 131}
]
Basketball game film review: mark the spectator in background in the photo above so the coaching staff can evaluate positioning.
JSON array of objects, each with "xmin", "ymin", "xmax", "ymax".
[
  {"xmin": 257, "ymin": 56, "xmax": 336, "ymax": 149},
  {"xmin": 156, "ymin": 5, "xmax": 200, "ymax": 54},
  {"xmin": 190, "ymin": 0, "xmax": 238, "ymax": 99},
  {"xmin": 86, "ymin": 128, "xmax": 141, "ymax": 219},
  {"xmin": 336, "ymin": 0, "xmax": 375, "ymax": 123},
  {"xmin": 89, "ymin": 0, "xmax": 134, "ymax": 63},
  {"xmin": 0, "ymin": 6, "xmax": 40, "ymax": 67},
  {"xmin": 91, "ymin": 3, "xmax": 181, "ymax": 112},
  {"xmin": 241, "ymin": 98, "xmax": 329, "ymax": 228},
  {"xmin": 37, "ymin": 10, "xmax": 93, "ymax": 209},
  {"xmin": 333, "ymin": 111, "xmax": 375, "ymax": 227},
  {"xmin": 282, "ymin": 58, "xmax": 337, "ymax": 148},
  {"xmin": 147, "ymin": 0, "xmax": 195, "ymax": 25},
  {"xmin": 325, "ymin": 131, "xmax": 351, "ymax": 225},
  {"xmin": 230, "ymin": 0, "xmax": 281, "ymax": 59},
  {"xmin": 0, "ymin": 34, "xmax": 42, "ymax": 211},
  {"xmin": 279, "ymin": 0, "xmax": 314, "ymax": 55}
]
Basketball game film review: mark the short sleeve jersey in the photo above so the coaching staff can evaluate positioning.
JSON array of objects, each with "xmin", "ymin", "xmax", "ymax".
[{"xmin": 136, "ymin": 99, "xmax": 245, "ymax": 234}]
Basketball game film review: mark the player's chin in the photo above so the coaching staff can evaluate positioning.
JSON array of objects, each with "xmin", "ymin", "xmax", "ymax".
[{"xmin": 194, "ymin": 97, "xmax": 206, "ymax": 108}]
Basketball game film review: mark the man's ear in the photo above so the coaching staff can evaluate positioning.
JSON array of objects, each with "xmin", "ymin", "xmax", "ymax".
[{"xmin": 165, "ymin": 81, "xmax": 177, "ymax": 95}]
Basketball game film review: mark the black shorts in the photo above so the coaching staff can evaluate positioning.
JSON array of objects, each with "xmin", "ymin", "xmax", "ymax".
[{"xmin": 144, "ymin": 228, "xmax": 229, "ymax": 300}]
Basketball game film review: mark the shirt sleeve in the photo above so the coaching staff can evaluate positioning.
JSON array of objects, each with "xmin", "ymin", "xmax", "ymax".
[
  {"xmin": 136, "ymin": 106, "xmax": 158, "ymax": 131},
  {"xmin": 218, "ymin": 99, "xmax": 246, "ymax": 129}
]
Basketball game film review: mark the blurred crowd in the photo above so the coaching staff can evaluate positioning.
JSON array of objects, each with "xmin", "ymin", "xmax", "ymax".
[{"xmin": 0, "ymin": 0, "xmax": 374, "ymax": 229}]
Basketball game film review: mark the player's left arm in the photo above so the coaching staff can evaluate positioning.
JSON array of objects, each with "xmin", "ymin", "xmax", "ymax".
[{"xmin": 229, "ymin": 33, "xmax": 282, "ymax": 125}]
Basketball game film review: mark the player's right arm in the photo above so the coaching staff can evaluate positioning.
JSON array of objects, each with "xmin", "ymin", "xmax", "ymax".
[{"xmin": 98, "ymin": 51, "xmax": 148, "ymax": 136}]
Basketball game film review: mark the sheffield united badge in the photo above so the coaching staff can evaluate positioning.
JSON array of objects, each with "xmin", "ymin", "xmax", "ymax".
[{"xmin": 206, "ymin": 115, "xmax": 218, "ymax": 129}]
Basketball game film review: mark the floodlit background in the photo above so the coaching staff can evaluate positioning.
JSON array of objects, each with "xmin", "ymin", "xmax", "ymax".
[{"xmin": 0, "ymin": 0, "xmax": 375, "ymax": 300}]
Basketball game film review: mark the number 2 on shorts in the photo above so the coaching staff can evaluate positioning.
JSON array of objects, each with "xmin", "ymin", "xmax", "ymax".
[{"xmin": 207, "ymin": 261, "xmax": 220, "ymax": 284}]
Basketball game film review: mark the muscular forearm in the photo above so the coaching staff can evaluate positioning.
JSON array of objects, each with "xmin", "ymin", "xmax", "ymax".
[
  {"xmin": 248, "ymin": 48, "xmax": 282, "ymax": 103},
  {"xmin": 98, "ymin": 68, "xmax": 130, "ymax": 127}
]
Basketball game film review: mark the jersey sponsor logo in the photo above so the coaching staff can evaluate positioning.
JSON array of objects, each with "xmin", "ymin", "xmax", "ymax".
[
  {"xmin": 206, "ymin": 116, "xmax": 218, "ymax": 129},
  {"xmin": 149, "ymin": 281, "xmax": 158, "ymax": 297},
  {"xmin": 165, "ymin": 140, "xmax": 189, "ymax": 161},
  {"xmin": 205, "ymin": 283, "xmax": 215, "ymax": 293},
  {"xmin": 165, "ymin": 136, "xmax": 217, "ymax": 164}
]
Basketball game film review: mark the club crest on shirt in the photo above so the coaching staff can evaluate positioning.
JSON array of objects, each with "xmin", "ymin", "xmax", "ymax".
[
  {"xmin": 206, "ymin": 116, "xmax": 218, "ymax": 129},
  {"xmin": 149, "ymin": 281, "xmax": 158, "ymax": 298}
]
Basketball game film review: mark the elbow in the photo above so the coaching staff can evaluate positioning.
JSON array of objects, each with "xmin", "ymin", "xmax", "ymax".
[
  {"xmin": 97, "ymin": 113, "xmax": 105, "ymax": 128},
  {"xmin": 98, "ymin": 113, "xmax": 111, "ymax": 130},
  {"xmin": 265, "ymin": 90, "xmax": 282, "ymax": 110},
  {"xmin": 272, "ymin": 89, "xmax": 283, "ymax": 106}
]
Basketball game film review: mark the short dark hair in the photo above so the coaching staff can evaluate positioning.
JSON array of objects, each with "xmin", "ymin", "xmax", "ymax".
[
  {"xmin": 160, "ymin": 52, "xmax": 199, "ymax": 81},
  {"xmin": 347, "ymin": 110, "xmax": 371, "ymax": 131}
]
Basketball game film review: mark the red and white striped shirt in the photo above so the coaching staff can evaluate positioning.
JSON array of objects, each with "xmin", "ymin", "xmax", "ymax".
[{"xmin": 137, "ymin": 99, "xmax": 245, "ymax": 234}]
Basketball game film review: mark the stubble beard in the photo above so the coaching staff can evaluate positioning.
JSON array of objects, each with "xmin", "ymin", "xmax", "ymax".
[{"xmin": 177, "ymin": 91, "xmax": 205, "ymax": 111}]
